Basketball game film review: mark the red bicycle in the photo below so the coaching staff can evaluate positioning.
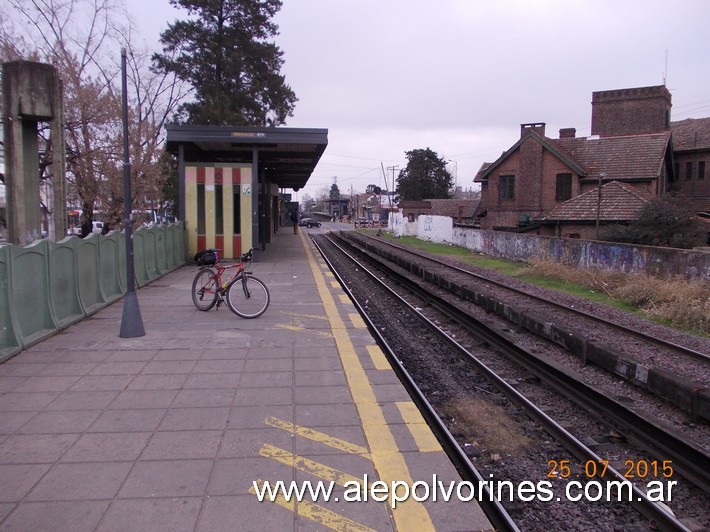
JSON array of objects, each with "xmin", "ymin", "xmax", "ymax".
[{"xmin": 191, "ymin": 248, "xmax": 270, "ymax": 318}]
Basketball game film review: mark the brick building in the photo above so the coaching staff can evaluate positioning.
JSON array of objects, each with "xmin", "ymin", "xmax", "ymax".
[{"xmin": 474, "ymin": 85, "xmax": 710, "ymax": 241}]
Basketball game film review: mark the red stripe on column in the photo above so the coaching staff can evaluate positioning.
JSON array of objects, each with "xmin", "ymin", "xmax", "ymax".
[
  {"xmin": 233, "ymin": 235, "xmax": 241, "ymax": 257},
  {"xmin": 197, "ymin": 167, "xmax": 206, "ymax": 184},
  {"xmin": 232, "ymin": 167, "xmax": 241, "ymax": 184},
  {"xmin": 197, "ymin": 235, "xmax": 206, "ymax": 251}
]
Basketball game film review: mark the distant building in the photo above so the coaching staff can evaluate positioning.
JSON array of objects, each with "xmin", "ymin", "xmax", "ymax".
[{"xmin": 474, "ymin": 85, "xmax": 710, "ymax": 241}]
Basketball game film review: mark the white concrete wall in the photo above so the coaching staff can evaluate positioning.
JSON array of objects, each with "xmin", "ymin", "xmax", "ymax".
[
  {"xmin": 416, "ymin": 215, "xmax": 453, "ymax": 243},
  {"xmin": 389, "ymin": 212, "xmax": 418, "ymax": 237},
  {"xmin": 385, "ymin": 214, "xmax": 710, "ymax": 280}
]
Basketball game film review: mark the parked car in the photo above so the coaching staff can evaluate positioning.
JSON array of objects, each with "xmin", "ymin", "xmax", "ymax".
[
  {"xmin": 354, "ymin": 218, "xmax": 373, "ymax": 228},
  {"xmin": 298, "ymin": 217, "xmax": 322, "ymax": 228}
]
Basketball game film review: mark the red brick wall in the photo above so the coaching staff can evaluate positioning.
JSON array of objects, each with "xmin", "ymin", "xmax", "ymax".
[{"xmin": 591, "ymin": 86, "xmax": 671, "ymax": 137}]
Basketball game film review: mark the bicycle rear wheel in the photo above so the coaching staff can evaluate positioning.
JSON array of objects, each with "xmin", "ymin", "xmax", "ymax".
[
  {"xmin": 225, "ymin": 275, "xmax": 270, "ymax": 318},
  {"xmin": 192, "ymin": 267, "xmax": 219, "ymax": 311}
]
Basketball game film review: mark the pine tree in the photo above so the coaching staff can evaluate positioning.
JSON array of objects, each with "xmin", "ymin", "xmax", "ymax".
[
  {"xmin": 395, "ymin": 148, "xmax": 453, "ymax": 201},
  {"xmin": 153, "ymin": 0, "xmax": 297, "ymax": 126}
]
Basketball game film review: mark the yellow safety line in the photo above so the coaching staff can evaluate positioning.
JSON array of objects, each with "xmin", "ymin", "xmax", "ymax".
[
  {"xmin": 292, "ymin": 313, "xmax": 330, "ymax": 321},
  {"xmin": 265, "ymin": 416, "xmax": 370, "ymax": 456},
  {"xmin": 250, "ymin": 479, "xmax": 375, "ymax": 532},
  {"xmin": 349, "ymin": 313, "xmax": 367, "ymax": 329},
  {"xmin": 299, "ymin": 232, "xmax": 435, "ymax": 531},
  {"xmin": 366, "ymin": 345, "xmax": 391, "ymax": 371},
  {"xmin": 260, "ymin": 443, "xmax": 364, "ymax": 488},
  {"xmin": 396, "ymin": 402, "xmax": 443, "ymax": 453},
  {"xmin": 339, "ymin": 294, "xmax": 353, "ymax": 305},
  {"xmin": 331, "ymin": 281, "xmax": 341, "ymax": 289},
  {"xmin": 274, "ymin": 324, "xmax": 333, "ymax": 337}
]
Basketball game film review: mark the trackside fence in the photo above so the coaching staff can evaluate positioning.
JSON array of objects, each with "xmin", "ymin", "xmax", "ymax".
[
  {"xmin": 388, "ymin": 213, "xmax": 710, "ymax": 281},
  {"xmin": 0, "ymin": 222, "xmax": 186, "ymax": 362}
]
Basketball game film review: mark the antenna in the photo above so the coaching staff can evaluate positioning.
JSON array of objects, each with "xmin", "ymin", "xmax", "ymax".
[{"xmin": 663, "ymin": 49, "xmax": 668, "ymax": 86}]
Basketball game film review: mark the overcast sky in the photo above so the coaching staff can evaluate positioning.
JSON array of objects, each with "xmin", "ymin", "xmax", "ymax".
[{"xmin": 126, "ymin": 0, "xmax": 710, "ymax": 201}]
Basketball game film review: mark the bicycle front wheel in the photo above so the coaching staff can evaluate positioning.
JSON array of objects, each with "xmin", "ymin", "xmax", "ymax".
[
  {"xmin": 225, "ymin": 275, "xmax": 270, "ymax": 318},
  {"xmin": 192, "ymin": 267, "xmax": 219, "ymax": 311}
]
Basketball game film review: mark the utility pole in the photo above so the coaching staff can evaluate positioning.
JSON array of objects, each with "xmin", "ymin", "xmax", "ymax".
[{"xmin": 386, "ymin": 165, "xmax": 399, "ymax": 208}]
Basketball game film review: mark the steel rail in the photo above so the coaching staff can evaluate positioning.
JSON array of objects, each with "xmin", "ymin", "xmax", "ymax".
[
  {"xmin": 326, "ymin": 233, "xmax": 699, "ymax": 531},
  {"xmin": 311, "ymin": 235, "xmax": 520, "ymax": 532},
  {"xmin": 351, "ymin": 232, "xmax": 710, "ymax": 364}
]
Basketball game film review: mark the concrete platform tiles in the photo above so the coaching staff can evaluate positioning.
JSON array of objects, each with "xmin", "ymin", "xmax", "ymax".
[{"xmin": 0, "ymin": 229, "xmax": 491, "ymax": 531}]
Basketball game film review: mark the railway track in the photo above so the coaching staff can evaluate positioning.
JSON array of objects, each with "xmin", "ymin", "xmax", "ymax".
[
  {"xmin": 313, "ymin": 232, "xmax": 709, "ymax": 531},
  {"xmin": 341, "ymin": 231, "xmax": 710, "ymax": 423}
]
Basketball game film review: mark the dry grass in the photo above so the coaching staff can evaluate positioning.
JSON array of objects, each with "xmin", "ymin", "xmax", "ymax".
[
  {"xmin": 442, "ymin": 398, "xmax": 533, "ymax": 456},
  {"xmin": 519, "ymin": 258, "xmax": 710, "ymax": 334}
]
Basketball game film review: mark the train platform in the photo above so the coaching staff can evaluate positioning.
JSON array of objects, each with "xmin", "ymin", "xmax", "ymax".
[{"xmin": 0, "ymin": 227, "xmax": 492, "ymax": 531}]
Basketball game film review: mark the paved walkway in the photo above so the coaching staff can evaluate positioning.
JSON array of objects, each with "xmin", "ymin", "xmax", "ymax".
[{"xmin": 0, "ymin": 227, "xmax": 491, "ymax": 531}]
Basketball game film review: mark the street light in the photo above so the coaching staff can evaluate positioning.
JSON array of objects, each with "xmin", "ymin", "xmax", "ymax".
[
  {"xmin": 595, "ymin": 172, "xmax": 606, "ymax": 240},
  {"xmin": 447, "ymin": 159, "xmax": 458, "ymax": 198}
]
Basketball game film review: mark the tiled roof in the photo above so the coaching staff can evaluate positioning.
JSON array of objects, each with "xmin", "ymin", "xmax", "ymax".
[
  {"xmin": 426, "ymin": 199, "xmax": 478, "ymax": 217},
  {"xmin": 539, "ymin": 181, "xmax": 651, "ymax": 222},
  {"xmin": 473, "ymin": 162, "xmax": 492, "ymax": 183},
  {"xmin": 671, "ymin": 117, "xmax": 710, "ymax": 151},
  {"xmin": 552, "ymin": 132, "xmax": 671, "ymax": 180}
]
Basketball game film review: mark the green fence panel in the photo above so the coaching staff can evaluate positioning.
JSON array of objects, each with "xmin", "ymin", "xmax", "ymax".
[
  {"xmin": 174, "ymin": 222, "xmax": 186, "ymax": 265},
  {"xmin": 76, "ymin": 233, "xmax": 106, "ymax": 315},
  {"xmin": 164, "ymin": 225, "xmax": 176, "ymax": 271},
  {"xmin": 155, "ymin": 225, "xmax": 170, "ymax": 274},
  {"xmin": 49, "ymin": 237, "xmax": 85, "ymax": 329},
  {"xmin": 99, "ymin": 231, "xmax": 124, "ymax": 303},
  {"xmin": 0, "ymin": 245, "xmax": 22, "ymax": 361},
  {"xmin": 10, "ymin": 239, "xmax": 57, "ymax": 348},
  {"xmin": 143, "ymin": 229, "xmax": 160, "ymax": 281},
  {"xmin": 132, "ymin": 230, "xmax": 149, "ymax": 288}
]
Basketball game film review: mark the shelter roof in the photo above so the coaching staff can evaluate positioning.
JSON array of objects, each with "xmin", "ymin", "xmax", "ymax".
[{"xmin": 165, "ymin": 125, "xmax": 328, "ymax": 191}]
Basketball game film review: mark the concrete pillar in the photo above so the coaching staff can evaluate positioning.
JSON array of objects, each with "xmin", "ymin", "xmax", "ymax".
[{"xmin": 2, "ymin": 61, "xmax": 65, "ymax": 245}]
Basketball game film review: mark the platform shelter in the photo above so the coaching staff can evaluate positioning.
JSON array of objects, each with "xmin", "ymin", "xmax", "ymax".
[{"xmin": 166, "ymin": 125, "xmax": 327, "ymax": 259}]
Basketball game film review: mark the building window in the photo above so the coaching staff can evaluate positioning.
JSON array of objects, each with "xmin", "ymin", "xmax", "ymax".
[
  {"xmin": 686, "ymin": 162, "xmax": 693, "ymax": 180},
  {"xmin": 233, "ymin": 188, "xmax": 241, "ymax": 234},
  {"xmin": 500, "ymin": 175, "xmax": 515, "ymax": 200},
  {"xmin": 556, "ymin": 173, "xmax": 572, "ymax": 201},
  {"xmin": 699, "ymin": 161, "xmax": 706, "ymax": 180},
  {"xmin": 197, "ymin": 183, "xmax": 205, "ymax": 234}
]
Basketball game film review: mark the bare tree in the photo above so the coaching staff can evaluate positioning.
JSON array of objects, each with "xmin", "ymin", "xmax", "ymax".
[{"xmin": 1, "ymin": 0, "xmax": 187, "ymax": 235}]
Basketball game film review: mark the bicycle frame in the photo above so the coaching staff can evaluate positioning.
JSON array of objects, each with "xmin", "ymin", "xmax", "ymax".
[{"xmin": 193, "ymin": 249, "xmax": 253, "ymax": 309}]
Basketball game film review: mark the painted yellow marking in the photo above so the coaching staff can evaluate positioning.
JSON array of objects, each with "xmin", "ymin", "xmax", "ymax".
[
  {"xmin": 250, "ymin": 479, "xmax": 375, "ymax": 532},
  {"xmin": 325, "ymin": 271, "xmax": 334, "ymax": 278},
  {"xmin": 366, "ymin": 345, "xmax": 391, "ymax": 371},
  {"xmin": 349, "ymin": 313, "xmax": 367, "ymax": 329},
  {"xmin": 396, "ymin": 402, "xmax": 443, "ymax": 453},
  {"xmin": 292, "ymin": 313, "xmax": 329, "ymax": 321},
  {"xmin": 264, "ymin": 416, "xmax": 370, "ymax": 456},
  {"xmin": 331, "ymin": 281, "xmax": 341, "ymax": 289},
  {"xmin": 274, "ymin": 324, "xmax": 332, "ymax": 338},
  {"xmin": 299, "ymin": 232, "xmax": 435, "ymax": 531},
  {"xmin": 339, "ymin": 294, "xmax": 353, "ymax": 305},
  {"xmin": 260, "ymin": 443, "xmax": 363, "ymax": 487}
]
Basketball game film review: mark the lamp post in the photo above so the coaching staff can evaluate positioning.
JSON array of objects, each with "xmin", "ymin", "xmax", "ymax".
[
  {"xmin": 595, "ymin": 172, "xmax": 606, "ymax": 240},
  {"xmin": 447, "ymin": 159, "xmax": 458, "ymax": 198}
]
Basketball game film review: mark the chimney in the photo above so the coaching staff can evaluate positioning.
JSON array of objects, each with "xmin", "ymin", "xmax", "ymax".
[
  {"xmin": 520, "ymin": 122, "xmax": 546, "ymax": 138},
  {"xmin": 559, "ymin": 128, "xmax": 576, "ymax": 138}
]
